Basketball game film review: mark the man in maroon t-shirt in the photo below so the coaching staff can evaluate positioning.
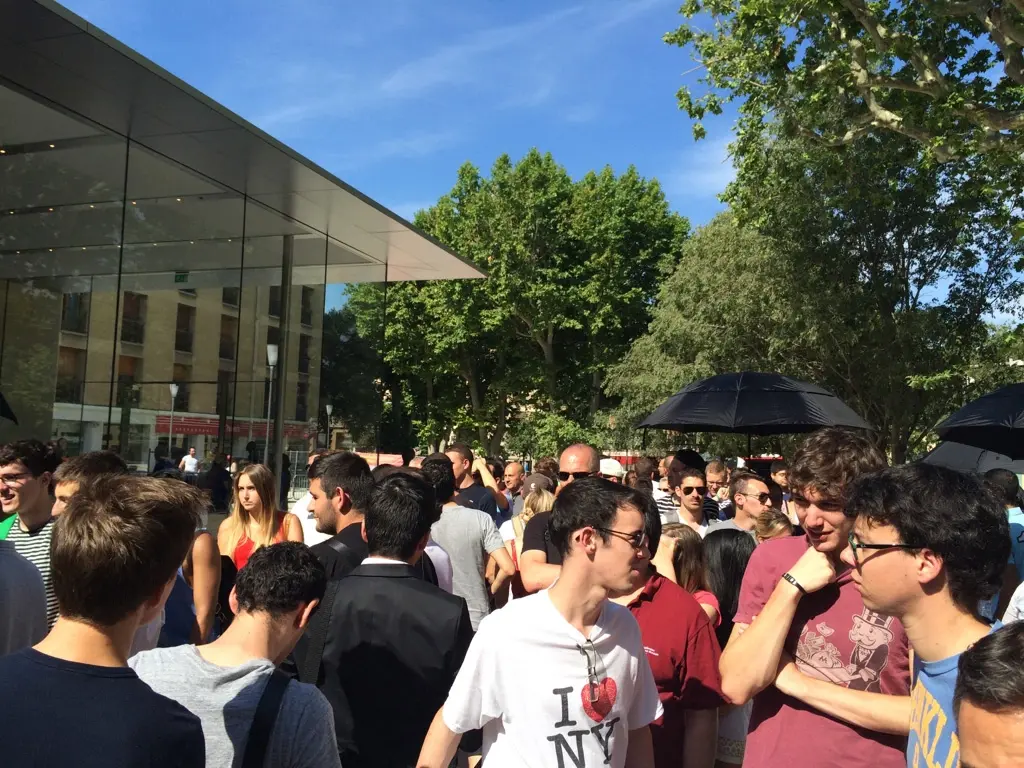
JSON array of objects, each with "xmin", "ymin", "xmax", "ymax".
[
  {"xmin": 719, "ymin": 428, "xmax": 911, "ymax": 768},
  {"xmin": 612, "ymin": 494, "xmax": 724, "ymax": 768}
]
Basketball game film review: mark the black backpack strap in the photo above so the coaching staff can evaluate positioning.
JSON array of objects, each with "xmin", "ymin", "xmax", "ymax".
[
  {"xmin": 299, "ymin": 578, "xmax": 341, "ymax": 685},
  {"xmin": 241, "ymin": 669, "xmax": 290, "ymax": 768}
]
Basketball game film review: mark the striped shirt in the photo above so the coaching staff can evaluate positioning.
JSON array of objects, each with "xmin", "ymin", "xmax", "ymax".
[
  {"xmin": 8, "ymin": 518, "xmax": 57, "ymax": 627},
  {"xmin": 652, "ymin": 489, "xmax": 680, "ymax": 524}
]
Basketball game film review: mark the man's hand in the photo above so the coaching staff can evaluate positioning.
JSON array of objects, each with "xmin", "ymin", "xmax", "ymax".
[
  {"xmin": 786, "ymin": 546, "xmax": 837, "ymax": 593},
  {"xmin": 472, "ymin": 458, "xmax": 489, "ymax": 475}
]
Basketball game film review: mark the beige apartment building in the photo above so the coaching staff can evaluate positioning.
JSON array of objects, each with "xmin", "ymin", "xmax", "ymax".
[{"xmin": 52, "ymin": 284, "xmax": 323, "ymax": 468}]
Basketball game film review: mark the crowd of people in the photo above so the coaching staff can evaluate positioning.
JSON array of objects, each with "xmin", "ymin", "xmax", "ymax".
[{"xmin": 0, "ymin": 430, "xmax": 1022, "ymax": 767}]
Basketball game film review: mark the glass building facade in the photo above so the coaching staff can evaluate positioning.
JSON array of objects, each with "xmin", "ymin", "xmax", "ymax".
[{"xmin": 0, "ymin": 0, "xmax": 482, "ymax": 473}]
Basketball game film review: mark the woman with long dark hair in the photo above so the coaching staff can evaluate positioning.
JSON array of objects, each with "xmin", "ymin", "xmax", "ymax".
[{"xmin": 704, "ymin": 528, "xmax": 757, "ymax": 768}]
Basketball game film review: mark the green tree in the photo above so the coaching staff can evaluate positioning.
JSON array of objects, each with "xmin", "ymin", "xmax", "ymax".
[
  {"xmin": 610, "ymin": 131, "xmax": 1022, "ymax": 462},
  {"xmin": 666, "ymin": 0, "xmax": 1024, "ymax": 164},
  {"xmin": 347, "ymin": 151, "xmax": 686, "ymax": 455}
]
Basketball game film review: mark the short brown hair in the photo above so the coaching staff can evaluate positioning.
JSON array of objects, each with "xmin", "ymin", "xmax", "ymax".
[
  {"xmin": 634, "ymin": 457, "xmax": 657, "ymax": 479},
  {"xmin": 788, "ymin": 428, "xmax": 886, "ymax": 504},
  {"xmin": 670, "ymin": 466, "xmax": 705, "ymax": 490},
  {"xmin": 446, "ymin": 443, "xmax": 473, "ymax": 464},
  {"xmin": 729, "ymin": 470, "xmax": 765, "ymax": 505},
  {"xmin": 53, "ymin": 451, "xmax": 129, "ymax": 485},
  {"xmin": 535, "ymin": 456, "xmax": 559, "ymax": 483},
  {"xmin": 706, "ymin": 459, "xmax": 727, "ymax": 477},
  {"xmin": 53, "ymin": 476, "xmax": 202, "ymax": 626}
]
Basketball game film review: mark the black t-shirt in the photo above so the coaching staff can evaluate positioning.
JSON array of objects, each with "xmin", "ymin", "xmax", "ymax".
[
  {"xmin": 200, "ymin": 465, "xmax": 232, "ymax": 511},
  {"xmin": 454, "ymin": 482, "xmax": 499, "ymax": 522},
  {"xmin": 521, "ymin": 510, "xmax": 563, "ymax": 566},
  {"xmin": 0, "ymin": 649, "xmax": 204, "ymax": 767}
]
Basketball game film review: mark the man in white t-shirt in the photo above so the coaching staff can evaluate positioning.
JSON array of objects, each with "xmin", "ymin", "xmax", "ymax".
[
  {"xmin": 178, "ymin": 447, "xmax": 199, "ymax": 479},
  {"xmin": 418, "ymin": 477, "xmax": 663, "ymax": 768}
]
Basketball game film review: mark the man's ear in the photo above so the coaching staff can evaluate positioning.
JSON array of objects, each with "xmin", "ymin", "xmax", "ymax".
[
  {"xmin": 298, "ymin": 598, "xmax": 320, "ymax": 630},
  {"xmin": 228, "ymin": 585, "xmax": 239, "ymax": 616},
  {"xmin": 360, "ymin": 519, "xmax": 368, "ymax": 543}
]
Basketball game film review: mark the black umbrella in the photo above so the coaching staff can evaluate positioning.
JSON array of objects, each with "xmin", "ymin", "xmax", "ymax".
[
  {"xmin": 919, "ymin": 441, "xmax": 1021, "ymax": 473},
  {"xmin": 0, "ymin": 392, "xmax": 17, "ymax": 425},
  {"xmin": 639, "ymin": 372, "xmax": 872, "ymax": 437},
  {"xmin": 935, "ymin": 383, "xmax": 1024, "ymax": 460}
]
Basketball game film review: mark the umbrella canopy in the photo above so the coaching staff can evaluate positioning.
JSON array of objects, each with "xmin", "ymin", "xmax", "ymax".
[
  {"xmin": 918, "ymin": 440, "xmax": 1024, "ymax": 474},
  {"xmin": 639, "ymin": 372, "xmax": 871, "ymax": 435},
  {"xmin": 0, "ymin": 392, "xmax": 16, "ymax": 425},
  {"xmin": 935, "ymin": 383, "xmax": 1024, "ymax": 460}
]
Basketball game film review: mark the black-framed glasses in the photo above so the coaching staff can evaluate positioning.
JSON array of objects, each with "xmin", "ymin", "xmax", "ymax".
[
  {"xmin": 597, "ymin": 527, "xmax": 648, "ymax": 551},
  {"xmin": 847, "ymin": 532, "xmax": 918, "ymax": 568},
  {"xmin": 559, "ymin": 471, "xmax": 595, "ymax": 482},
  {"xmin": 790, "ymin": 494, "xmax": 844, "ymax": 513},
  {"xmin": 682, "ymin": 485, "xmax": 707, "ymax": 496}
]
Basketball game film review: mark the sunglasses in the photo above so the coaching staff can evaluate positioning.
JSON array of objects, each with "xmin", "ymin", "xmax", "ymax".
[
  {"xmin": 682, "ymin": 485, "xmax": 707, "ymax": 496},
  {"xmin": 742, "ymin": 491, "xmax": 772, "ymax": 504},
  {"xmin": 559, "ymin": 471, "xmax": 595, "ymax": 482},
  {"xmin": 596, "ymin": 527, "xmax": 648, "ymax": 550}
]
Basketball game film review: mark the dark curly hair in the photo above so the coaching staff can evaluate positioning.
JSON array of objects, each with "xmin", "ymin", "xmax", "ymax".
[
  {"xmin": 846, "ymin": 463, "xmax": 1010, "ymax": 613},
  {"xmin": 788, "ymin": 427, "xmax": 886, "ymax": 504},
  {"xmin": 234, "ymin": 541, "xmax": 327, "ymax": 617}
]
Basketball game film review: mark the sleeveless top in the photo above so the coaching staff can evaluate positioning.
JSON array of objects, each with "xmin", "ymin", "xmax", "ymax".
[{"xmin": 231, "ymin": 511, "xmax": 288, "ymax": 570}]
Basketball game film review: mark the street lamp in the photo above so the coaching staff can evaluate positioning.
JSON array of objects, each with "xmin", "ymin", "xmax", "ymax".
[
  {"xmin": 325, "ymin": 403, "xmax": 333, "ymax": 448},
  {"xmin": 263, "ymin": 343, "xmax": 279, "ymax": 465},
  {"xmin": 168, "ymin": 383, "xmax": 179, "ymax": 457}
]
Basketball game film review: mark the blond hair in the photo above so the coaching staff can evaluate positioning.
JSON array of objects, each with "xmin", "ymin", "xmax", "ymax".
[
  {"xmin": 521, "ymin": 489, "xmax": 555, "ymax": 525},
  {"xmin": 754, "ymin": 509, "xmax": 793, "ymax": 543},
  {"xmin": 219, "ymin": 464, "xmax": 279, "ymax": 558},
  {"xmin": 661, "ymin": 523, "xmax": 711, "ymax": 593}
]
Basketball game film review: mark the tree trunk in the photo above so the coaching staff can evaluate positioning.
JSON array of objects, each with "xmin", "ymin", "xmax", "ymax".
[
  {"xmin": 537, "ymin": 325, "xmax": 557, "ymax": 410},
  {"xmin": 589, "ymin": 368, "xmax": 603, "ymax": 417},
  {"xmin": 461, "ymin": 355, "xmax": 488, "ymax": 449}
]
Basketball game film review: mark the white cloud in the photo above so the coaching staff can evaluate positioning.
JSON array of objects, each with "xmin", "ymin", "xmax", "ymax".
[
  {"xmin": 662, "ymin": 136, "xmax": 737, "ymax": 199},
  {"xmin": 328, "ymin": 130, "xmax": 462, "ymax": 170}
]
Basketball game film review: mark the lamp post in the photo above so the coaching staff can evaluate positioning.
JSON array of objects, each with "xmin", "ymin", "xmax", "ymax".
[
  {"xmin": 168, "ymin": 383, "xmax": 179, "ymax": 457},
  {"xmin": 325, "ymin": 403, "xmax": 333, "ymax": 449},
  {"xmin": 263, "ymin": 343, "xmax": 279, "ymax": 466}
]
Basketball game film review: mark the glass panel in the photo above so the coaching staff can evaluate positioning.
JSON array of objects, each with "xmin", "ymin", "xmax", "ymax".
[
  {"xmin": 0, "ymin": 82, "xmax": 128, "ymax": 448},
  {"xmin": 112, "ymin": 140, "xmax": 246, "ymax": 467}
]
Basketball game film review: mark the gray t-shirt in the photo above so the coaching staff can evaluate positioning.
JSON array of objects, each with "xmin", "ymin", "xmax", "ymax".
[
  {"xmin": 129, "ymin": 645, "xmax": 340, "ymax": 768},
  {"xmin": 431, "ymin": 504, "xmax": 505, "ymax": 630},
  {"xmin": 705, "ymin": 517, "xmax": 757, "ymax": 540},
  {"xmin": 0, "ymin": 542, "xmax": 46, "ymax": 655}
]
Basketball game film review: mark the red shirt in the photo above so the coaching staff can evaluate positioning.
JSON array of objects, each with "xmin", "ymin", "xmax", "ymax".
[
  {"xmin": 735, "ymin": 535, "xmax": 911, "ymax": 768},
  {"xmin": 627, "ymin": 571, "xmax": 725, "ymax": 768}
]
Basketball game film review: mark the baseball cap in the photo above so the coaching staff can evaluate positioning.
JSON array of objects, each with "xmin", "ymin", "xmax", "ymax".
[
  {"xmin": 522, "ymin": 473, "xmax": 554, "ymax": 496},
  {"xmin": 600, "ymin": 458, "xmax": 625, "ymax": 479}
]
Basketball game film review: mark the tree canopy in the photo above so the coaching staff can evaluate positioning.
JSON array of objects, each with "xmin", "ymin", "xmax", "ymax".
[
  {"xmin": 665, "ymin": 1, "xmax": 1024, "ymax": 170},
  {"xmin": 332, "ymin": 150, "xmax": 688, "ymax": 456}
]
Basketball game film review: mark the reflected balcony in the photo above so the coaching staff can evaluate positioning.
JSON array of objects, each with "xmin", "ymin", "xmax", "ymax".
[
  {"xmin": 175, "ymin": 329, "xmax": 194, "ymax": 354},
  {"xmin": 55, "ymin": 376, "xmax": 83, "ymax": 404},
  {"xmin": 219, "ymin": 337, "xmax": 235, "ymax": 360},
  {"xmin": 120, "ymin": 317, "xmax": 145, "ymax": 345}
]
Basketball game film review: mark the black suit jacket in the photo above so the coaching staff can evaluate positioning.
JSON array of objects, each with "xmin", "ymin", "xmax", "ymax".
[{"xmin": 297, "ymin": 563, "xmax": 473, "ymax": 768}]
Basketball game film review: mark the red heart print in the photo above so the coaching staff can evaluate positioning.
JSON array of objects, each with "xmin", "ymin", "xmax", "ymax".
[{"xmin": 581, "ymin": 678, "xmax": 617, "ymax": 722}]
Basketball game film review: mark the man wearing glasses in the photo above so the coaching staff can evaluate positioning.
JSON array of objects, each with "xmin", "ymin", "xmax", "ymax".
[
  {"xmin": 670, "ymin": 466, "xmax": 709, "ymax": 535},
  {"xmin": 773, "ymin": 463, "xmax": 1008, "ymax": 768},
  {"xmin": 519, "ymin": 444, "xmax": 601, "ymax": 593},
  {"xmin": 707, "ymin": 470, "xmax": 772, "ymax": 539},
  {"xmin": 418, "ymin": 478, "xmax": 662, "ymax": 768},
  {"xmin": 0, "ymin": 440, "xmax": 61, "ymax": 627},
  {"xmin": 718, "ymin": 428, "xmax": 910, "ymax": 768}
]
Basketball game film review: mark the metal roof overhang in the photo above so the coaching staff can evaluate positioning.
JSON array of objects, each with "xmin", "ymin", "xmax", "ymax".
[{"xmin": 0, "ymin": 0, "xmax": 485, "ymax": 290}]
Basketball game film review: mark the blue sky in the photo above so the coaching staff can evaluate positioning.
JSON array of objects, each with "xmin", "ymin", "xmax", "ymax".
[{"xmin": 65, "ymin": 0, "xmax": 737, "ymax": 228}]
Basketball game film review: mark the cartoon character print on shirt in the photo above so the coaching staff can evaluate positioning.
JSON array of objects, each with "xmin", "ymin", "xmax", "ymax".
[
  {"xmin": 547, "ymin": 680, "xmax": 622, "ymax": 768},
  {"xmin": 795, "ymin": 609, "xmax": 893, "ymax": 691},
  {"xmin": 845, "ymin": 610, "xmax": 894, "ymax": 692}
]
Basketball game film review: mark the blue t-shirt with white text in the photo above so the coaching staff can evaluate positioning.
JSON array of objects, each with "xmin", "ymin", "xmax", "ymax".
[{"xmin": 907, "ymin": 623, "xmax": 1001, "ymax": 768}]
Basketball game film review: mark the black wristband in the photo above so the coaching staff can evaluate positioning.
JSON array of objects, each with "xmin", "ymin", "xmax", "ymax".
[{"xmin": 782, "ymin": 572, "xmax": 807, "ymax": 595}]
